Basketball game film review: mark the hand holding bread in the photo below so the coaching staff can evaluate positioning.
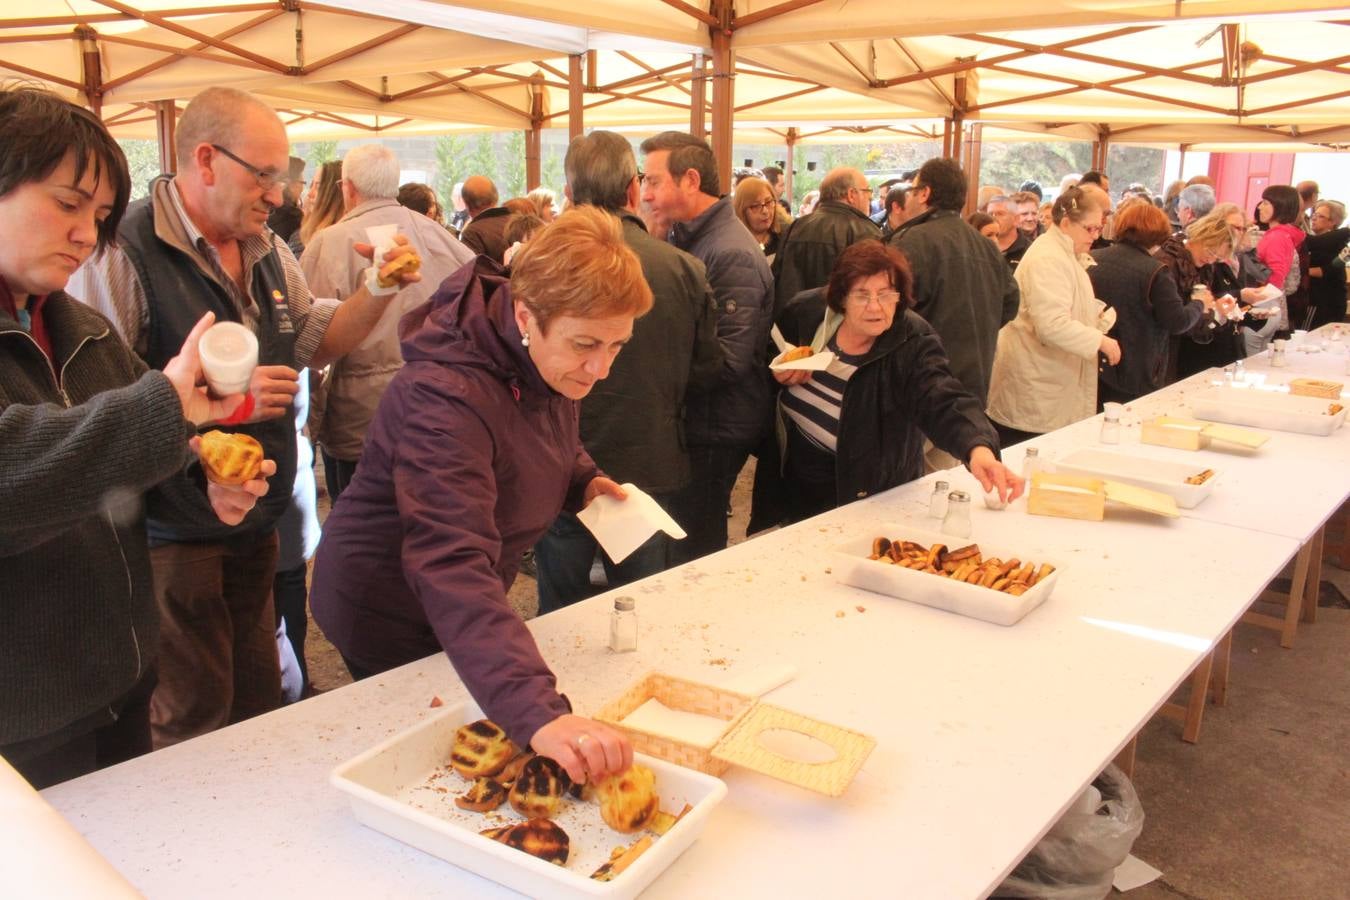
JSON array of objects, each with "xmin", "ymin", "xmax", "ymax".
[{"xmin": 190, "ymin": 433, "xmax": 274, "ymax": 526}]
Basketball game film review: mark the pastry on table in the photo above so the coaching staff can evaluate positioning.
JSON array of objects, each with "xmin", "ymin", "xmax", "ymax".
[
  {"xmin": 455, "ymin": 777, "xmax": 507, "ymax": 813},
  {"xmin": 594, "ymin": 763, "xmax": 660, "ymax": 833},
  {"xmin": 450, "ymin": 719, "xmax": 520, "ymax": 779},
  {"xmin": 480, "ymin": 819, "xmax": 570, "ymax": 865},
  {"xmin": 198, "ymin": 430, "xmax": 263, "ymax": 485},
  {"xmin": 508, "ymin": 755, "xmax": 569, "ymax": 818}
]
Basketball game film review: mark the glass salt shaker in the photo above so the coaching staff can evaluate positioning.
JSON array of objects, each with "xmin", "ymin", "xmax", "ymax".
[
  {"xmin": 942, "ymin": 491, "xmax": 972, "ymax": 538},
  {"xmin": 929, "ymin": 480, "xmax": 950, "ymax": 519},
  {"xmin": 1100, "ymin": 403, "xmax": 1122, "ymax": 445},
  {"xmin": 1233, "ymin": 358, "xmax": 1246, "ymax": 383},
  {"xmin": 609, "ymin": 596, "xmax": 637, "ymax": 653},
  {"xmin": 1270, "ymin": 339, "xmax": 1287, "ymax": 368},
  {"xmin": 1022, "ymin": 447, "xmax": 1042, "ymax": 480}
]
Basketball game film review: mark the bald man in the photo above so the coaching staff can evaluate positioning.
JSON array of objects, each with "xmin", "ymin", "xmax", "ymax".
[
  {"xmin": 72, "ymin": 86, "xmax": 418, "ymax": 747},
  {"xmin": 458, "ymin": 174, "xmax": 512, "ymax": 263},
  {"xmin": 770, "ymin": 166, "xmax": 880, "ymax": 315}
]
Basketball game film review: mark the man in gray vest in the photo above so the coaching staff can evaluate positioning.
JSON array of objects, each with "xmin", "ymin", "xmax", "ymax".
[
  {"xmin": 533, "ymin": 130, "xmax": 722, "ymax": 611},
  {"xmin": 72, "ymin": 87, "xmax": 419, "ymax": 747},
  {"xmin": 301, "ymin": 143, "xmax": 474, "ymax": 500}
]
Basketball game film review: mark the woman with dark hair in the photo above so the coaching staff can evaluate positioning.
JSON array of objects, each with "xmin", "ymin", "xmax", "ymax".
[
  {"xmin": 987, "ymin": 187, "xmax": 1120, "ymax": 444},
  {"xmin": 0, "ymin": 86, "xmax": 269, "ymax": 787},
  {"xmin": 1255, "ymin": 184, "xmax": 1307, "ymax": 329},
  {"xmin": 396, "ymin": 182, "xmax": 442, "ymax": 225},
  {"xmin": 750, "ymin": 240, "xmax": 1020, "ymax": 528},
  {"xmin": 1089, "ymin": 202, "xmax": 1210, "ymax": 403}
]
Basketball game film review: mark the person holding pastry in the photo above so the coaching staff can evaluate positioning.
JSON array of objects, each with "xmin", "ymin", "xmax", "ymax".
[
  {"xmin": 750, "ymin": 240, "xmax": 1022, "ymax": 529},
  {"xmin": 0, "ymin": 86, "xmax": 276, "ymax": 787},
  {"xmin": 311, "ymin": 208, "xmax": 652, "ymax": 784}
]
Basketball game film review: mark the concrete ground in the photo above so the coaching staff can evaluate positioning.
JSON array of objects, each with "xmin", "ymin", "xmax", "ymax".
[{"xmin": 304, "ymin": 460, "xmax": 1350, "ymax": 899}]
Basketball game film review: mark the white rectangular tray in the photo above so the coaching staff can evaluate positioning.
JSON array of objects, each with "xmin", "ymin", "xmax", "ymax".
[
  {"xmin": 1054, "ymin": 448, "xmax": 1217, "ymax": 509},
  {"xmin": 1189, "ymin": 386, "xmax": 1346, "ymax": 436},
  {"xmin": 331, "ymin": 702, "xmax": 728, "ymax": 900},
  {"xmin": 829, "ymin": 523, "xmax": 1058, "ymax": 626}
]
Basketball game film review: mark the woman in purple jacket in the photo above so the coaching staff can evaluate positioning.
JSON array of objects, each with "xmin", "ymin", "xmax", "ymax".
[{"xmin": 311, "ymin": 208, "xmax": 652, "ymax": 783}]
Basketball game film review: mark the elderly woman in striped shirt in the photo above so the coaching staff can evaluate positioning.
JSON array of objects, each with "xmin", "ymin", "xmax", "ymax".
[{"xmin": 750, "ymin": 240, "xmax": 1022, "ymax": 529}]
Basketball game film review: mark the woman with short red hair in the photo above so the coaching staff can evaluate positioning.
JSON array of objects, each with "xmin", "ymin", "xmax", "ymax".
[{"xmin": 1089, "ymin": 201, "xmax": 1210, "ymax": 404}]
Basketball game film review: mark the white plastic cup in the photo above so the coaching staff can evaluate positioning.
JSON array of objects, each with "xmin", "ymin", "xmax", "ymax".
[{"xmin": 198, "ymin": 321, "xmax": 258, "ymax": 396}]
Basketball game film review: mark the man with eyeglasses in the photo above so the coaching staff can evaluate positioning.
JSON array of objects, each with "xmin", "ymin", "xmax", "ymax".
[
  {"xmin": 71, "ymin": 87, "xmax": 420, "ymax": 747},
  {"xmin": 770, "ymin": 167, "xmax": 880, "ymax": 316},
  {"xmin": 889, "ymin": 157, "xmax": 1019, "ymax": 441}
]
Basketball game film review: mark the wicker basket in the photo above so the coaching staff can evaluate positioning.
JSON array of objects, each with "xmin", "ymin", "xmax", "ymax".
[{"xmin": 595, "ymin": 672, "xmax": 755, "ymax": 775}]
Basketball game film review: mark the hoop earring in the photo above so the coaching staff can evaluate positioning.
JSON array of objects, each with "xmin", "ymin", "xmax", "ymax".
[{"xmin": 521, "ymin": 332, "xmax": 531, "ymax": 348}]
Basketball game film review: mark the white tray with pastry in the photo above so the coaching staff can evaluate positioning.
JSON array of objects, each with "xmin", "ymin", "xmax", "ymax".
[
  {"xmin": 829, "ymin": 523, "xmax": 1059, "ymax": 626},
  {"xmin": 1188, "ymin": 385, "xmax": 1346, "ymax": 436},
  {"xmin": 1053, "ymin": 448, "xmax": 1219, "ymax": 509},
  {"xmin": 331, "ymin": 701, "xmax": 726, "ymax": 900}
]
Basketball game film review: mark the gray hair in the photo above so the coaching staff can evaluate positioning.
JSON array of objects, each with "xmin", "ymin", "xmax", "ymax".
[
  {"xmin": 819, "ymin": 167, "xmax": 863, "ymax": 203},
  {"xmin": 342, "ymin": 144, "xmax": 399, "ymax": 201},
  {"xmin": 985, "ymin": 194, "xmax": 1015, "ymax": 214},
  {"xmin": 175, "ymin": 87, "xmax": 280, "ymax": 170},
  {"xmin": 1178, "ymin": 184, "xmax": 1216, "ymax": 218},
  {"xmin": 565, "ymin": 131, "xmax": 636, "ymax": 211},
  {"xmin": 1317, "ymin": 200, "xmax": 1346, "ymax": 228}
]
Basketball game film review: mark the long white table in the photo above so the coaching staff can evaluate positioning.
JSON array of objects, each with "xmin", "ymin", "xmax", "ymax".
[{"xmin": 32, "ymin": 340, "xmax": 1349, "ymax": 900}]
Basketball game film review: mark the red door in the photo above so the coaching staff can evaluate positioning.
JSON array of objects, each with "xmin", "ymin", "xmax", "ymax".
[{"xmin": 1209, "ymin": 152, "xmax": 1296, "ymax": 218}]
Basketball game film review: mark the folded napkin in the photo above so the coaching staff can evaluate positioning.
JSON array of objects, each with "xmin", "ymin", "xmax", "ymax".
[{"xmin": 576, "ymin": 483, "xmax": 687, "ymax": 564}]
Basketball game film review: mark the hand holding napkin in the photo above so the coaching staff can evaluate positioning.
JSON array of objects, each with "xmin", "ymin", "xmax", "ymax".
[{"xmin": 576, "ymin": 482, "xmax": 687, "ymax": 564}]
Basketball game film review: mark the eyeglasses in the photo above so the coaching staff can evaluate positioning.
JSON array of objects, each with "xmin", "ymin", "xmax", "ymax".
[
  {"xmin": 846, "ymin": 288, "xmax": 901, "ymax": 307},
  {"xmin": 852, "ymin": 185, "xmax": 873, "ymax": 196},
  {"xmin": 1080, "ymin": 223, "xmax": 1104, "ymax": 236},
  {"xmin": 746, "ymin": 199, "xmax": 777, "ymax": 213},
  {"xmin": 211, "ymin": 144, "xmax": 290, "ymax": 193}
]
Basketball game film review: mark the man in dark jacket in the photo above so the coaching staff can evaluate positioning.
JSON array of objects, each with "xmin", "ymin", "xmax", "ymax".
[
  {"xmin": 891, "ymin": 157, "xmax": 1019, "ymax": 409},
  {"xmin": 771, "ymin": 167, "xmax": 881, "ymax": 316},
  {"xmin": 459, "ymin": 175, "xmax": 512, "ymax": 263},
  {"xmin": 72, "ymin": 87, "xmax": 418, "ymax": 749},
  {"xmin": 640, "ymin": 131, "xmax": 774, "ymax": 563},
  {"xmin": 533, "ymin": 131, "xmax": 723, "ymax": 610}
]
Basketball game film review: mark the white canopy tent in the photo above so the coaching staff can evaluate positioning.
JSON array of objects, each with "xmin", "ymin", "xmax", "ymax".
[{"xmin": 4, "ymin": 1, "xmax": 1349, "ymax": 190}]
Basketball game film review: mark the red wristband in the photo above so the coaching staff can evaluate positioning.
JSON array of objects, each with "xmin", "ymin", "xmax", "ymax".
[{"xmin": 219, "ymin": 393, "xmax": 255, "ymax": 426}]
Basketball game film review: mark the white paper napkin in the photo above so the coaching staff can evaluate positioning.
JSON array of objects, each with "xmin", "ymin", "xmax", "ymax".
[
  {"xmin": 576, "ymin": 483, "xmax": 687, "ymax": 564},
  {"xmin": 768, "ymin": 325, "xmax": 836, "ymax": 372},
  {"xmin": 1113, "ymin": 854, "xmax": 1162, "ymax": 892}
]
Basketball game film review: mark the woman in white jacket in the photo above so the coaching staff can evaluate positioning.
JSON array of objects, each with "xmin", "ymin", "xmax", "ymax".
[{"xmin": 987, "ymin": 186, "xmax": 1121, "ymax": 445}]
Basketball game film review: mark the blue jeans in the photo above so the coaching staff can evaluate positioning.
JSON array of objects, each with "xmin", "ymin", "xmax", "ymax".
[
  {"xmin": 670, "ymin": 444, "xmax": 751, "ymax": 565},
  {"xmin": 534, "ymin": 508, "xmax": 673, "ymax": 615}
]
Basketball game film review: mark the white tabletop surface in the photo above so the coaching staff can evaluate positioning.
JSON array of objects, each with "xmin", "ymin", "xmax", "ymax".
[
  {"xmin": 40, "ymin": 471, "xmax": 1301, "ymax": 900},
  {"xmin": 995, "ymin": 365, "xmax": 1350, "ymax": 544}
]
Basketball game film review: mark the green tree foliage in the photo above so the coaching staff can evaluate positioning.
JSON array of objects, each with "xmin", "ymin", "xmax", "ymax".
[
  {"xmin": 433, "ymin": 134, "xmax": 468, "ymax": 207},
  {"xmin": 468, "ymin": 133, "xmax": 497, "ymax": 190},
  {"xmin": 117, "ymin": 140, "xmax": 163, "ymax": 201},
  {"xmin": 502, "ymin": 131, "xmax": 526, "ymax": 198},
  {"xmin": 306, "ymin": 140, "xmax": 339, "ymax": 170},
  {"xmin": 541, "ymin": 145, "xmax": 564, "ymax": 195}
]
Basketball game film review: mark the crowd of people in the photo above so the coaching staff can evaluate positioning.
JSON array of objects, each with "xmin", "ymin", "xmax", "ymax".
[{"xmin": 4, "ymin": 82, "xmax": 1347, "ymax": 791}]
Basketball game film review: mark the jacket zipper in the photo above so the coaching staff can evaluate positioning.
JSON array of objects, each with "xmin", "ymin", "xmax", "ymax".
[{"xmin": 4, "ymin": 326, "xmax": 143, "ymax": 684}]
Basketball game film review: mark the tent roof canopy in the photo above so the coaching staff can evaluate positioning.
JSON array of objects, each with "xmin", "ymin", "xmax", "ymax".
[{"xmin": 3, "ymin": 1, "xmax": 1349, "ymax": 149}]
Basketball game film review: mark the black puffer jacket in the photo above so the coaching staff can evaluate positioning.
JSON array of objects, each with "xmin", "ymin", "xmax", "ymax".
[
  {"xmin": 0, "ymin": 294, "xmax": 191, "ymax": 755},
  {"xmin": 748, "ymin": 288, "xmax": 999, "ymax": 533},
  {"xmin": 890, "ymin": 208, "xmax": 1020, "ymax": 404},
  {"xmin": 671, "ymin": 196, "xmax": 775, "ymax": 448},
  {"xmin": 771, "ymin": 201, "xmax": 880, "ymax": 315}
]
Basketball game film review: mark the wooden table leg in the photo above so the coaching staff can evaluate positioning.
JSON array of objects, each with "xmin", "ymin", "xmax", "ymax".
[
  {"xmin": 1242, "ymin": 540, "xmax": 1313, "ymax": 648},
  {"xmin": 1113, "ymin": 736, "xmax": 1137, "ymax": 779},
  {"xmin": 1302, "ymin": 527, "xmax": 1323, "ymax": 625},
  {"xmin": 1280, "ymin": 541, "xmax": 1313, "ymax": 648},
  {"xmin": 1210, "ymin": 630, "xmax": 1233, "ymax": 708},
  {"xmin": 1157, "ymin": 649, "xmax": 1216, "ymax": 744}
]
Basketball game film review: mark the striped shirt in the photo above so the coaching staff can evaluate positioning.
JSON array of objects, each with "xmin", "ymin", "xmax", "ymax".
[
  {"xmin": 781, "ymin": 336, "xmax": 866, "ymax": 453},
  {"xmin": 69, "ymin": 178, "xmax": 336, "ymax": 367}
]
